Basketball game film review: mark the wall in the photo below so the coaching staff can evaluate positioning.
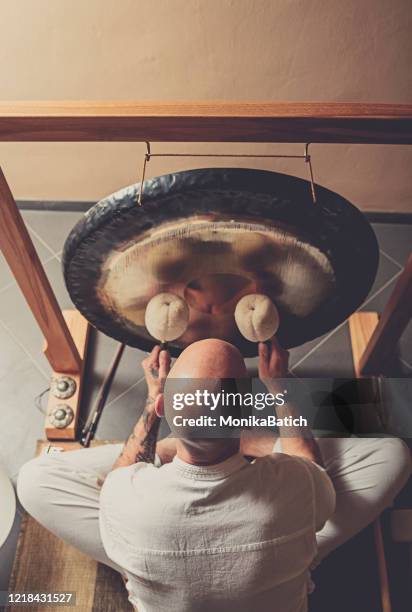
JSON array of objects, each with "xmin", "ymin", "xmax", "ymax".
[{"xmin": 0, "ymin": 0, "xmax": 411, "ymax": 211}]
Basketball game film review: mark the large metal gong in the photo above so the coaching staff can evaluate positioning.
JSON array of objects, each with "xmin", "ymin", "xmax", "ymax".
[{"xmin": 63, "ymin": 168, "xmax": 379, "ymax": 356}]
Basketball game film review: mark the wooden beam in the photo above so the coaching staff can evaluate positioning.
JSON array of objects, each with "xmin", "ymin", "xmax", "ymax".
[
  {"xmin": 359, "ymin": 254, "xmax": 412, "ymax": 376},
  {"xmin": 348, "ymin": 313, "xmax": 393, "ymax": 612},
  {"xmin": 45, "ymin": 310, "xmax": 90, "ymax": 440},
  {"xmin": 0, "ymin": 101, "xmax": 411, "ymax": 143},
  {"xmin": 374, "ymin": 518, "xmax": 393, "ymax": 612},
  {"xmin": 348, "ymin": 312, "xmax": 380, "ymax": 378},
  {"xmin": 0, "ymin": 168, "xmax": 81, "ymax": 373}
]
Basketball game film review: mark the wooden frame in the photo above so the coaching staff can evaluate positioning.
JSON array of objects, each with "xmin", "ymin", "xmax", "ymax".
[
  {"xmin": 0, "ymin": 100, "xmax": 411, "ymax": 443},
  {"xmin": 0, "ymin": 168, "xmax": 81, "ymax": 373},
  {"xmin": 349, "ymin": 254, "xmax": 412, "ymax": 377},
  {"xmin": 0, "ymin": 101, "xmax": 411, "ymax": 143},
  {"xmin": 348, "ymin": 312, "xmax": 380, "ymax": 379},
  {"xmin": 358, "ymin": 254, "xmax": 412, "ymax": 376},
  {"xmin": 348, "ymin": 256, "xmax": 412, "ymax": 612},
  {"xmin": 0, "ymin": 100, "xmax": 410, "ymax": 612},
  {"xmin": 348, "ymin": 313, "xmax": 392, "ymax": 612},
  {"xmin": 45, "ymin": 310, "xmax": 90, "ymax": 440}
]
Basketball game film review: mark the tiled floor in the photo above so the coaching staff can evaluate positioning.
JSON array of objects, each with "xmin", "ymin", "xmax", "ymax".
[{"xmin": 0, "ymin": 210, "xmax": 411, "ymax": 601}]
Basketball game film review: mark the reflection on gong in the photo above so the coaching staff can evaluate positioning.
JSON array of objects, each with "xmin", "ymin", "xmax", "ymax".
[{"xmin": 63, "ymin": 167, "xmax": 379, "ymax": 356}]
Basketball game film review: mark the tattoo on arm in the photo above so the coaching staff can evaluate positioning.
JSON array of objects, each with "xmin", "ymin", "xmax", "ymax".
[
  {"xmin": 112, "ymin": 402, "xmax": 161, "ymax": 470},
  {"xmin": 134, "ymin": 410, "xmax": 161, "ymax": 464}
]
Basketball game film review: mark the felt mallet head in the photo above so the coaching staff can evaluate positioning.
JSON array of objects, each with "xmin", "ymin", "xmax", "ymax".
[
  {"xmin": 234, "ymin": 293, "xmax": 279, "ymax": 342},
  {"xmin": 145, "ymin": 292, "xmax": 189, "ymax": 344}
]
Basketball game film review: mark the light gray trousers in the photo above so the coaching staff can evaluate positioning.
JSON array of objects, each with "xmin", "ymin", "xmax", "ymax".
[{"xmin": 17, "ymin": 437, "xmax": 411, "ymax": 573}]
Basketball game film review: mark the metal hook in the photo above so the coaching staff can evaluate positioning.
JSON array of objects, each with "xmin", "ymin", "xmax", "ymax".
[
  {"xmin": 137, "ymin": 141, "xmax": 317, "ymax": 206},
  {"xmin": 304, "ymin": 143, "xmax": 317, "ymax": 204},
  {"xmin": 137, "ymin": 141, "xmax": 151, "ymax": 206}
]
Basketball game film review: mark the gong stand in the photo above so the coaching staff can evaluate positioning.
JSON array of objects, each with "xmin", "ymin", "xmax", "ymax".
[
  {"xmin": 0, "ymin": 102, "xmax": 412, "ymax": 611},
  {"xmin": 0, "ymin": 101, "xmax": 411, "ymax": 439}
]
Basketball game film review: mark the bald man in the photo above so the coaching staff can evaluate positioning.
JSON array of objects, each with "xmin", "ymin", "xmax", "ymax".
[{"xmin": 18, "ymin": 339, "xmax": 410, "ymax": 612}]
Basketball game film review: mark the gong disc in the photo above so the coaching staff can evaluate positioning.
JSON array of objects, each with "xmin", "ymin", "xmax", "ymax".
[{"xmin": 63, "ymin": 168, "xmax": 378, "ymax": 356}]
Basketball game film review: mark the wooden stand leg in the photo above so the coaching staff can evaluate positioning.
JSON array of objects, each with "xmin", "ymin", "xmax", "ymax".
[
  {"xmin": 391, "ymin": 509, "xmax": 412, "ymax": 581},
  {"xmin": 45, "ymin": 310, "xmax": 90, "ymax": 440},
  {"xmin": 0, "ymin": 168, "xmax": 90, "ymax": 440},
  {"xmin": 349, "ymin": 311, "xmax": 392, "ymax": 612},
  {"xmin": 348, "ymin": 312, "xmax": 380, "ymax": 378},
  {"xmin": 0, "ymin": 168, "xmax": 81, "ymax": 372},
  {"xmin": 359, "ymin": 254, "xmax": 412, "ymax": 376},
  {"xmin": 374, "ymin": 517, "xmax": 393, "ymax": 612}
]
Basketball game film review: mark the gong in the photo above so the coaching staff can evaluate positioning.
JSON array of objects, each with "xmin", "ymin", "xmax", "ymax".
[{"xmin": 63, "ymin": 168, "xmax": 379, "ymax": 357}]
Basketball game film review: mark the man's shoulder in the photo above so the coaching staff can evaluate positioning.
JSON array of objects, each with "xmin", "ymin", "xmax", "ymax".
[
  {"xmin": 251, "ymin": 453, "xmax": 327, "ymax": 485},
  {"xmin": 256, "ymin": 452, "xmax": 325, "ymax": 472},
  {"xmin": 253, "ymin": 452, "xmax": 305, "ymax": 469},
  {"xmin": 100, "ymin": 462, "xmax": 168, "ymax": 526},
  {"xmin": 101, "ymin": 462, "xmax": 162, "ymax": 497}
]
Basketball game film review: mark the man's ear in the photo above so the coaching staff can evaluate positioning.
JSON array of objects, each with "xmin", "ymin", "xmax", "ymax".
[{"xmin": 155, "ymin": 393, "xmax": 164, "ymax": 417}]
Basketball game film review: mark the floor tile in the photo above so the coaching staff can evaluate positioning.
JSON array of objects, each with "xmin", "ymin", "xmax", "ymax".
[
  {"xmin": 363, "ymin": 276, "xmax": 412, "ymax": 373},
  {"xmin": 366, "ymin": 248, "xmax": 401, "ymax": 302},
  {"xmin": 0, "ymin": 324, "xmax": 29, "ymax": 383},
  {"xmin": 0, "ymin": 509, "xmax": 22, "ymax": 590},
  {"xmin": 0, "ymin": 257, "xmax": 73, "ymax": 378},
  {"xmin": 21, "ymin": 211, "xmax": 84, "ymax": 255},
  {"xmin": 292, "ymin": 324, "xmax": 355, "ymax": 377},
  {"xmin": 80, "ymin": 331, "xmax": 148, "ymax": 428},
  {"xmin": 372, "ymin": 223, "xmax": 412, "ymax": 268},
  {"xmin": 0, "ymin": 229, "xmax": 54, "ymax": 292},
  {"xmin": 0, "ymin": 357, "xmax": 46, "ymax": 480},
  {"xmin": 94, "ymin": 372, "xmax": 172, "ymax": 443},
  {"xmin": 94, "ymin": 375, "xmax": 149, "ymax": 442},
  {"xmin": 288, "ymin": 332, "xmax": 331, "ymax": 371}
]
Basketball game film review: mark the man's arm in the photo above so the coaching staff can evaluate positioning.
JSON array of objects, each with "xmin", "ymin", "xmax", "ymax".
[
  {"xmin": 111, "ymin": 346, "xmax": 170, "ymax": 471},
  {"xmin": 112, "ymin": 400, "xmax": 161, "ymax": 469},
  {"xmin": 259, "ymin": 338, "xmax": 324, "ymax": 467}
]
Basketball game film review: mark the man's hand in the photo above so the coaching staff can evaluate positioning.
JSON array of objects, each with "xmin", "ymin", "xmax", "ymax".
[
  {"xmin": 110, "ymin": 346, "xmax": 171, "ymax": 473},
  {"xmin": 258, "ymin": 337, "xmax": 289, "ymax": 382},
  {"xmin": 142, "ymin": 345, "xmax": 171, "ymax": 403},
  {"xmin": 258, "ymin": 337, "xmax": 324, "ymax": 466}
]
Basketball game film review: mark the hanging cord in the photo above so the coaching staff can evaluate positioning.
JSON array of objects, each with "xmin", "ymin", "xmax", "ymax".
[
  {"xmin": 304, "ymin": 143, "xmax": 317, "ymax": 204},
  {"xmin": 34, "ymin": 387, "xmax": 50, "ymax": 415},
  {"xmin": 137, "ymin": 142, "xmax": 317, "ymax": 206},
  {"xmin": 137, "ymin": 141, "xmax": 151, "ymax": 205}
]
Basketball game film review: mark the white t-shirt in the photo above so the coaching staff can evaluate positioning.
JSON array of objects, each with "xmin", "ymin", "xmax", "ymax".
[{"xmin": 99, "ymin": 452, "xmax": 335, "ymax": 612}]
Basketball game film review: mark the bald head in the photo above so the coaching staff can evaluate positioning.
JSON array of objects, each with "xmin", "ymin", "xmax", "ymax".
[
  {"xmin": 161, "ymin": 339, "xmax": 248, "ymax": 464},
  {"xmin": 168, "ymin": 338, "xmax": 247, "ymax": 380}
]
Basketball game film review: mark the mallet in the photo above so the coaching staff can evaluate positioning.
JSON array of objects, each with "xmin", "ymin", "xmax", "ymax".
[
  {"xmin": 145, "ymin": 292, "xmax": 190, "ymax": 349},
  {"xmin": 234, "ymin": 294, "xmax": 280, "ymax": 343}
]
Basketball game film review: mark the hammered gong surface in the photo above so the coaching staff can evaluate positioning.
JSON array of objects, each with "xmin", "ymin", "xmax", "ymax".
[{"xmin": 63, "ymin": 168, "xmax": 379, "ymax": 356}]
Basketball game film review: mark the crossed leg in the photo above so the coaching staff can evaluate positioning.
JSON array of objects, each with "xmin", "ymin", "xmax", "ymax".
[
  {"xmin": 17, "ymin": 443, "xmax": 124, "ymax": 571},
  {"xmin": 308, "ymin": 437, "xmax": 411, "ymax": 563},
  {"xmin": 17, "ymin": 436, "xmax": 411, "ymax": 570}
]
